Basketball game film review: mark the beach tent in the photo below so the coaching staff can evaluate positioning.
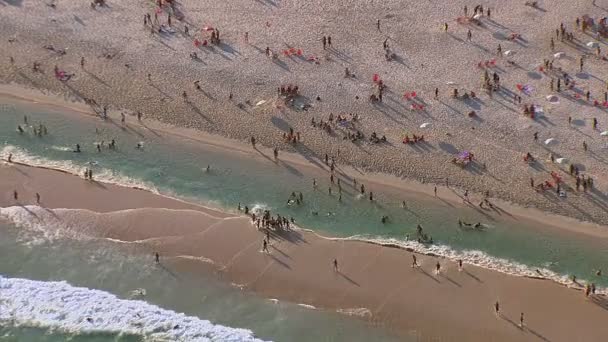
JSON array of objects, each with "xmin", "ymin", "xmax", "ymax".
[
  {"xmin": 420, "ymin": 122, "xmax": 431, "ymax": 128},
  {"xmin": 544, "ymin": 138, "xmax": 557, "ymax": 145},
  {"xmin": 553, "ymin": 52, "xmax": 565, "ymax": 59},
  {"xmin": 555, "ymin": 158, "xmax": 568, "ymax": 164},
  {"xmin": 600, "ymin": 131, "xmax": 608, "ymax": 136},
  {"xmin": 587, "ymin": 41, "xmax": 599, "ymax": 48}
]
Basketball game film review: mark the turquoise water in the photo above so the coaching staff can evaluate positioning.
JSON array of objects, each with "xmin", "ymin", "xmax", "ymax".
[
  {"xmin": 0, "ymin": 220, "xmax": 402, "ymax": 342},
  {"xmin": 1, "ymin": 100, "xmax": 607, "ymax": 289}
]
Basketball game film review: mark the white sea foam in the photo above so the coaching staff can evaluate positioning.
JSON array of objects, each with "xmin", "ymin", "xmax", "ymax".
[
  {"xmin": 336, "ymin": 308, "xmax": 372, "ymax": 318},
  {"xmin": 296, "ymin": 304, "xmax": 316, "ymax": 310},
  {"xmin": 1, "ymin": 145, "xmax": 158, "ymax": 193},
  {"xmin": 0, "ymin": 276, "xmax": 267, "ymax": 341}
]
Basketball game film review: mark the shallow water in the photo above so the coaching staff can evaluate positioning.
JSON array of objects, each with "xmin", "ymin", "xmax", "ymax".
[
  {"xmin": 0, "ymin": 220, "xmax": 402, "ymax": 342},
  {"xmin": 1, "ymin": 100, "xmax": 607, "ymax": 290}
]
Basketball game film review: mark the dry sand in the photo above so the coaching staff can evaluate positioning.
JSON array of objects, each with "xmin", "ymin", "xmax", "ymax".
[
  {"xmin": 2, "ymin": 163, "xmax": 608, "ymax": 341},
  {"xmin": 2, "ymin": 0, "xmax": 608, "ymax": 227}
]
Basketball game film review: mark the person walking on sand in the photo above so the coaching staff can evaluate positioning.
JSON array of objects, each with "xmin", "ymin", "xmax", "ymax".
[
  {"xmin": 458, "ymin": 259, "xmax": 463, "ymax": 271},
  {"xmin": 467, "ymin": 29, "xmax": 472, "ymax": 41},
  {"xmin": 155, "ymin": 252, "xmax": 160, "ymax": 263},
  {"xmin": 411, "ymin": 254, "xmax": 418, "ymax": 268},
  {"xmin": 435, "ymin": 261, "xmax": 441, "ymax": 275},
  {"xmin": 333, "ymin": 258, "xmax": 339, "ymax": 272},
  {"xmin": 250, "ymin": 136, "xmax": 256, "ymax": 148},
  {"xmin": 443, "ymin": 22, "xmax": 448, "ymax": 32},
  {"xmin": 434, "ymin": 186, "xmax": 437, "ymax": 196},
  {"xmin": 327, "ymin": 36, "xmax": 332, "ymax": 48},
  {"xmin": 494, "ymin": 301, "xmax": 500, "ymax": 316},
  {"xmin": 273, "ymin": 147, "xmax": 278, "ymax": 161},
  {"xmin": 13, "ymin": 190, "xmax": 18, "ymax": 201},
  {"xmin": 263, "ymin": 239, "xmax": 269, "ymax": 253},
  {"xmin": 520, "ymin": 312, "xmax": 524, "ymax": 329},
  {"xmin": 322, "ymin": 36, "xmax": 327, "ymax": 50},
  {"xmin": 80, "ymin": 57, "xmax": 85, "ymax": 68},
  {"xmin": 36, "ymin": 192, "xmax": 40, "ymax": 204}
]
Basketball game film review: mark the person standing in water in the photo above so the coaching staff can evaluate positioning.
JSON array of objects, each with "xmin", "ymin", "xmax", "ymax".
[
  {"xmin": 155, "ymin": 252, "xmax": 160, "ymax": 263},
  {"xmin": 458, "ymin": 259, "xmax": 463, "ymax": 271},
  {"xmin": 263, "ymin": 239, "xmax": 269, "ymax": 253},
  {"xmin": 435, "ymin": 261, "xmax": 441, "ymax": 275}
]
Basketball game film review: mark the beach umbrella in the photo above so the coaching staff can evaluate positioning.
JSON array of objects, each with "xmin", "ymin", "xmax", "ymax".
[
  {"xmin": 600, "ymin": 131, "xmax": 608, "ymax": 136},
  {"xmin": 504, "ymin": 50, "xmax": 516, "ymax": 57},
  {"xmin": 420, "ymin": 122, "xmax": 431, "ymax": 128},
  {"xmin": 255, "ymin": 100, "xmax": 266, "ymax": 106},
  {"xmin": 544, "ymin": 138, "xmax": 557, "ymax": 145},
  {"xmin": 553, "ymin": 52, "xmax": 565, "ymax": 59},
  {"xmin": 546, "ymin": 95, "xmax": 559, "ymax": 103},
  {"xmin": 587, "ymin": 42, "xmax": 599, "ymax": 48},
  {"xmin": 555, "ymin": 158, "xmax": 568, "ymax": 164},
  {"xmin": 473, "ymin": 13, "xmax": 483, "ymax": 20},
  {"xmin": 203, "ymin": 26, "xmax": 214, "ymax": 31}
]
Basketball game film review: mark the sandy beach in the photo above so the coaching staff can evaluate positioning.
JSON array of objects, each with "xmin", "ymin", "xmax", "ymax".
[
  {"xmin": 1, "ymin": 163, "xmax": 608, "ymax": 341},
  {"xmin": 3, "ymin": 0, "xmax": 608, "ymax": 340},
  {"xmin": 1, "ymin": 0, "xmax": 608, "ymax": 227}
]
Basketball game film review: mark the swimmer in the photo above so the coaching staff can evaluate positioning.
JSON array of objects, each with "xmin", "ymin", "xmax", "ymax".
[
  {"xmin": 381, "ymin": 215, "xmax": 388, "ymax": 224},
  {"xmin": 402, "ymin": 201, "xmax": 406, "ymax": 208},
  {"xmin": 136, "ymin": 142, "xmax": 143, "ymax": 149},
  {"xmin": 205, "ymin": 165, "xmax": 210, "ymax": 172},
  {"xmin": 312, "ymin": 211, "xmax": 319, "ymax": 216}
]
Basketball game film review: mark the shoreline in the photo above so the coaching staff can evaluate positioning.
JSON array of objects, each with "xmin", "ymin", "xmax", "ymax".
[
  {"xmin": 1, "ymin": 162, "xmax": 608, "ymax": 341},
  {"xmin": 2, "ymin": 84, "xmax": 608, "ymax": 242}
]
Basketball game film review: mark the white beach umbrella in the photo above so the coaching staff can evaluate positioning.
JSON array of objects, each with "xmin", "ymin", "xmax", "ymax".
[
  {"xmin": 587, "ymin": 41, "xmax": 599, "ymax": 48},
  {"xmin": 420, "ymin": 122, "xmax": 431, "ymax": 128},
  {"xmin": 255, "ymin": 100, "xmax": 267, "ymax": 106},
  {"xmin": 600, "ymin": 131, "xmax": 608, "ymax": 136},
  {"xmin": 544, "ymin": 138, "xmax": 557, "ymax": 145},
  {"xmin": 553, "ymin": 52, "xmax": 565, "ymax": 59},
  {"xmin": 546, "ymin": 95, "xmax": 559, "ymax": 103},
  {"xmin": 473, "ymin": 13, "xmax": 483, "ymax": 20},
  {"xmin": 504, "ymin": 50, "xmax": 516, "ymax": 57},
  {"xmin": 555, "ymin": 157, "xmax": 568, "ymax": 164}
]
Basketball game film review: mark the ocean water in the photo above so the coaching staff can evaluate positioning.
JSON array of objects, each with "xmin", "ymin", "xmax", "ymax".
[
  {"xmin": 0, "ymin": 99, "xmax": 608, "ymax": 339},
  {"xmin": 0, "ymin": 220, "xmax": 402, "ymax": 342}
]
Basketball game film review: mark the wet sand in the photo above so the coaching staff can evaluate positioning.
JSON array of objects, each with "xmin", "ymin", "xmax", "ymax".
[{"xmin": 1, "ymin": 163, "xmax": 607, "ymax": 341}]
